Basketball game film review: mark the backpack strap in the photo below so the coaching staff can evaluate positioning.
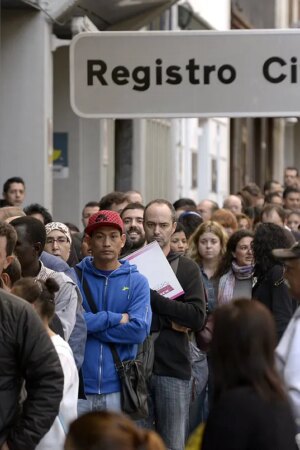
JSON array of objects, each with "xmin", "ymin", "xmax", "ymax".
[{"xmin": 74, "ymin": 266, "xmax": 98, "ymax": 314}]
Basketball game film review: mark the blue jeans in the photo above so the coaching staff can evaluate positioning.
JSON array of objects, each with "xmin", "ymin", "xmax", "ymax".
[
  {"xmin": 189, "ymin": 343, "xmax": 209, "ymax": 434},
  {"xmin": 78, "ymin": 392, "xmax": 121, "ymax": 416},
  {"xmin": 150, "ymin": 374, "xmax": 191, "ymax": 450}
]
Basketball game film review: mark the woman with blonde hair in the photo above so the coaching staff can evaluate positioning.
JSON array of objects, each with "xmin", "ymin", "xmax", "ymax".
[
  {"xmin": 187, "ymin": 221, "xmax": 228, "ymax": 428},
  {"xmin": 188, "ymin": 221, "xmax": 228, "ymax": 313},
  {"xmin": 64, "ymin": 411, "xmax": 166, "ymax": 450}
]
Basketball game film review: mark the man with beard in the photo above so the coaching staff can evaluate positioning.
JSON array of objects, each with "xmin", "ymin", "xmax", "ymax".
[{"xmin": 120, "ymin": 203, "xmax": 146, "ymax": 255}]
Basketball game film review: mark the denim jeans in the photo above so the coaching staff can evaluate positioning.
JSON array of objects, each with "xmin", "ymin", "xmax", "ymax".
[
  {"xmin": 77, "ymin": 392, "xmax": 121, "ymax": 416},
  {"xmin": 150, "ymin": 374, "xmax": 191, "ymax": 450},
  {"xmin": 189, "ymin": 342, "xmax": 209, "ymax": 434}
]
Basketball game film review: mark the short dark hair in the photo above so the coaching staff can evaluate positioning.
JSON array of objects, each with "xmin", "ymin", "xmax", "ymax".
[
  {"xmin": 173, "ymin": 198, "xmax": 196, "ymax": 211},
  {"xmin": 0, "ymin": 222, "xmax": 17, "ymax": 256},
  {"xmin": 283, "ymin": 186, "xmax": 300, "ymax": 198},
  {"xmin": 120, "ymin": 202, "xmax": 145, "ymax": 218},
  {"xmin": 144, "ymin": 199, "xmax": 176, "ymax": 223},
  {"xmin": 174, "ymin": 222, "xmax": 187, "ymax": 235},
  {"xmin": 287, "ymin": 209, "xmax": 300, "ymax": 219},
  {"xmin": 2, "ymin": 257, "xmax": 22, "ymax": 285},
  {"xmin": 263, "ymin": 179, "xmax": 281, "ymax": 194},
  {"xmin": 23, "ymin": 203, "xmax": 53, "ymax": 225},
  {"xmin": 261, "ymin": 204, "xmax": 286, "ymax": 223},
  {"xmin": 264, "ymin": 192, "xmax": 282, "ymax": 204},
  {"xmin": 99, "ymin": 192, "xmax": 129, "ymax": 210},
  {"xmin": 285, "ymin": 166, "xmax": 298, "ymax": 176},
  {"xmin": 3, "ymin": 177, "xmax": 25, "ymax": 194},
  {"xmin": 178, "ymin": 211, "xmax": 202, "ymax": 239},
  {"xmin": 241, "ymin": 182, "xmax": 262, "ymax": 197},
  {"xmin": 83, "ymin": 201, "xmax": 99, "ymax": 209},
  {"xmin": 10, "ymin": 216, "xmax": 46, "ymax": 254},
  {"xmin": 64, "ymin": 222, "xmax": 80, "ymax": 233}
]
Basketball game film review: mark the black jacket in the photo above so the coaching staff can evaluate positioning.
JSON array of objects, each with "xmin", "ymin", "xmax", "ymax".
[
  {"xmin": 252, "ymin": 264, "xmax": 294, "ymax": 342},
  {"xmin": 150, "ymin": 252, "xmax": 206, "ymax": 380},
  {"xmin": 0, "ymin": 290, "xmax": 64, "ymax": 450},
  {"xmin": 202, "ymin": 386, "xmax": 297, "ymax": 450}
]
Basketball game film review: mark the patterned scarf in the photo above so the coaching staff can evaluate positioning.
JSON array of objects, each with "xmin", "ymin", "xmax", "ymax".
[{"xmin": 218, "ymin": 261, "xmax": 254, "ymax": 305}]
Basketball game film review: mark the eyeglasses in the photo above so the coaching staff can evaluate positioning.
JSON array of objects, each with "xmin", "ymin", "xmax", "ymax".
[{"xmin": 46, "ymin": 237, "xmax": 68, "ymax": 245}]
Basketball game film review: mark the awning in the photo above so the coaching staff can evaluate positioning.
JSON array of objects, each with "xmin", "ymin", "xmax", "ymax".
[{"xmin": 50, "ymin": 0, "xmax": 180, "ymax": 37}]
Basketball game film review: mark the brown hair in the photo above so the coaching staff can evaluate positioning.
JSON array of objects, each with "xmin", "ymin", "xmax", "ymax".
[
  {"xmin": 236, "ymin": 213, "xmax": 252, "ymax": 230},
  {"xmin": 187, "ymin": 221, "xmax": 228, "ymax": 265},
  {"xmin": 64, "ymin": 411, "xmax": 166, "ymax": 450},
  {"xmin": 12, "ymin": 277, "xmax": 59, "ymax": 320},
  {"xmin": 211, "ymin": 299, "xmax": 287, "ymax": 403},
  {"xmin": 0, "ymin": 221, "xmax": 17, "ymax": 256},
  {"xmin": 211, "ymin": 208, "xmax": 238, "ymax": 231}
]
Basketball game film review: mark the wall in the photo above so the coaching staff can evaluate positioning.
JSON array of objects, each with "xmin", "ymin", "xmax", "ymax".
[
  {"xmin": 0, "ymin": 10, "xmax": 53, "ymax": 208},
  {"xmin": 53, "ymin": 45, "xmax": 115, "ymax": 228},
  {"xmin": 187, "ymin": 0, "xmax": 230, "ymax": 29}
]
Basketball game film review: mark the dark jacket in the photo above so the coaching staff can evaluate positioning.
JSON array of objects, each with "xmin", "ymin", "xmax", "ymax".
[
  {"xmin": 151, "ymin": 252, "xmax": 206, "ymax": 380},
  {"xmin": 202, "ymin": 386, "xmax": 297, "ymax": 450},
  {"xmin": 252, "ymin": 264, "xmax": 294, "ymax": 342},
  {"xmin": 0, "ymin": 290, "xmax": 64, "ymax": 450}
]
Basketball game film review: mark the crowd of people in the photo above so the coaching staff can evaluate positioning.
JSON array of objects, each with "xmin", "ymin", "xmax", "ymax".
[{"xmin": 1, "ymin": 168, "xmax": 300, "ymax": 449}]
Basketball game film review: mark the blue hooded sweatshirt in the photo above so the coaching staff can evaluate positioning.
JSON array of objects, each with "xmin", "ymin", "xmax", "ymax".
[{"xmin": 76, "ymin": 257, "xmax": 151, "ymax": 395}]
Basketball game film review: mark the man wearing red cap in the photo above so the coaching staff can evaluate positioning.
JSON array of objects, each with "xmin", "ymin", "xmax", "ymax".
[{"xmin": 75, "ymin": 210, "xmax": 151, "ymax": 414}]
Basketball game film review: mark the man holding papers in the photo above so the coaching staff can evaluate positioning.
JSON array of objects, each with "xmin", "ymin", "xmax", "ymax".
[{"xmin": 144, "ymin": 199, "xmax": 206, "ymax": 450}]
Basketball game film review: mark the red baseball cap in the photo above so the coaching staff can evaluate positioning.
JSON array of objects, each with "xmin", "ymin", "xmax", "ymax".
[{"xmin": 85, "ymin": 210, "xmax": 125, "ymax": 236}]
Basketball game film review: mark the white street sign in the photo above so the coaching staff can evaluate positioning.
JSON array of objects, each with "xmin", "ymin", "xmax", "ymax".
[{"xmin": 70, "ymin": 30, "xmax": 300, "ymax": 118}]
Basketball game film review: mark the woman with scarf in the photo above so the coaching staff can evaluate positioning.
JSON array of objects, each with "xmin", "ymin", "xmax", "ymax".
[{"xmin": 217, "ymin": 230, "xmax": 254, "ymax": 305}]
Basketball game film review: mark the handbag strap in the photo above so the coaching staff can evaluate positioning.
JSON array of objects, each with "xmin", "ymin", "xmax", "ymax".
[
  {"xmin": 75, "ymin": 266, "xmax": 98, "ymax": 314},
  {"xmin": 75, "ymin": 267, "xmax": 122, "ymax": 369},
  {"xmin": 108, "ymin": 343, "xmax": 123, "ymax": 371}
]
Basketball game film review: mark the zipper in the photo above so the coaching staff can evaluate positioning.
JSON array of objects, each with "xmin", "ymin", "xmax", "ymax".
[
  {"xmin": 98, "ymin": 344, "xmax": 103, "ymax": 394},
  {"xmin": 98, "ymin": 277, "xmax": 108, "ymax": 393},
  {"xmin": 103, "ymin": 277, "xmax": 109, "ymax": 309}
]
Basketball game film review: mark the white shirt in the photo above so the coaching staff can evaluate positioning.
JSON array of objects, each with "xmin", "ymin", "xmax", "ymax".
[
  {"xmin": 276, "ymin": 305, "xmax": 300, "ymax": 429},
  {"xmin": 36, "ymin": 335, "xmax": 79, "ymax": 450}
]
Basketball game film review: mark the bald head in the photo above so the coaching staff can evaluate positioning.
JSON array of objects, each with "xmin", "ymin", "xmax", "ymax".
[
  {"xmin": 223, "ymin": 195, "xmax": 243, "ymax": 215},
  {"xmin": 197, "ymin": 199, "xmax": 219, "ymax": 221}
]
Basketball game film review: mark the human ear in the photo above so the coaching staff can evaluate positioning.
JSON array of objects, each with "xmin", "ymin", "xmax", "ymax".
[
  {"xmin": 121, "ymin": 233, "xmax": 126, "ymax": 248},
  {"xmin": 3, "ymin": 254, "xmax": 15, "ymax": 270}
]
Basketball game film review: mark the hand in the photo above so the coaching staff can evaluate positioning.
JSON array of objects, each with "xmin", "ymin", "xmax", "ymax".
[
  {"xmin": 120, "ymin": 313, "xmax": 129, "ymax": 324},
  {"xmin": 171, "ymin": 321, "xmax": 190, "ymax": 333},
  {"xmin": 1, "ymin": 442, "xmax": 10, "ymax": 450}
]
